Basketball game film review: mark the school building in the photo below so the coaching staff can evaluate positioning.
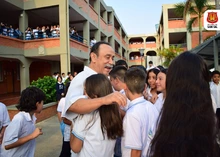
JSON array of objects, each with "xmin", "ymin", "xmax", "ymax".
[
  {"xmin": 0, "ymin": 0, "xmax": 218, "ymax": 98},
  {"xmin": 0, "ymin": 0, "xmax": 130, "ymax": 95}
]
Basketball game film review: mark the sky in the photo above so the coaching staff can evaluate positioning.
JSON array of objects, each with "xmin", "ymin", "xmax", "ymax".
[{"xmin": 103, "ymin": 0, "xmax": 183, "ymax": 35}]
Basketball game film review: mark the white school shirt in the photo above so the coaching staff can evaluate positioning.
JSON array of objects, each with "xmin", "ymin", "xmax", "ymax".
[
  {"xmin": 72, "ymin": 111, "xmax": 116, "ymax": 157},
  {"xmin": 0, "ymin": 103, "xmax": 10, "ymax": 156},
  {"xmin": 57, "ymin": 97, "xmax": 71, "ymax": 142},
  {"xmin": 154, "ymin": 93, "xmax": 164, "ymax": 113},
  {"xmin": 64, "ymin": 66, "xmax": 97, "ymax": 121},
  {"xmin": 121, "ymin": 97, "xmax": 159, "ymax": 157},
  {"xmin": 119, "ymin": 89, "xmax": 129, "ymax": 111},
  {"xmin": 210, "ymin": 82, "xmax": 220, "ymax": 109},
  {"xmin": 2, "ymin": 111, "xmax": 37, "ymax": 157}
]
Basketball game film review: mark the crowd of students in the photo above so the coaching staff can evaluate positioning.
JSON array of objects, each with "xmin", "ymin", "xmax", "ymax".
[
  {"xmin": 0, "ymin": 22, "xmax": 85, "ymax": 43},
  {"xmin": 0, "ymin": 41, "xmax": 220, "ymax": 157}
]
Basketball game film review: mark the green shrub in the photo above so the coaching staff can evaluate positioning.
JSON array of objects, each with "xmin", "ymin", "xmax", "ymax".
[{"xmin": 30, "ymin": 76, "xmax": 56, "ymax": 104}]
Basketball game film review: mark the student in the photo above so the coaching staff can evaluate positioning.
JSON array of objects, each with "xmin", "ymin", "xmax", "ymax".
[
  {"xmin": 122, "ymin": 67, "xmax": 159, "ymax": 157},
  {"xmin": 70, "ymin": 74, "xmax": 123, "ymax": 157},
  {"xmin": 2, "ymin": 87, "xmax": 45, "ymax": 157},
  {"xmin": 0, "ymin": 102, "xmax": 10, "ymax": 156},
  {"xmin": 56, "ymin": 76, "xmax": 65, "ymax": 102},
  {"xmin": 109, "ymin": 65, "xmax": 129, "ymax": 157},
  {"xmin": 57, "ymin": 82, "xmax": 71, "ymax": 157},
  {"xmin": 148, "ymin": 51, "xmax": 220, "ymax": 157},
  {"xmin": 146, "ymin": 61, "xmax": 154, "ymax": 71},
  {"xmin": 154, "ymin": 68, "xmax": 167, "ymax": 113},
  {"xmin": 115, "ymin": 60, "xmax": 128, "ymax": 69},
  {"xmin": 145, "ymin": 68, "xmax": 160, "ymax": 104},
  {"xmin": 210, "ymin": 70, "xmax": 220, "ymax": 132}
]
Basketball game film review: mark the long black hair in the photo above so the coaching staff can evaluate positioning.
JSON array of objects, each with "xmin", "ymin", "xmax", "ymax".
[
  {"xmin": 149, "ymin": 51, "xmax": 219, "ymax": 157},
  {"xmin": 84, "ymin": 74, "xmax": 123, "ymax": 139}
]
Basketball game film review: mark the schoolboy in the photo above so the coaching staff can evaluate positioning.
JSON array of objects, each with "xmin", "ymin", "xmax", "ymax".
[
  {"xmin": 109, "ymin": 65, "xmax": 129, "ymax": 157},
  {"xmin": 122, "ymin": 67, "xmax": 159, "ymax": 157},
  {"xmin": 210, "ymin": 70, "xmax": 220, "ymax": 128},
  {"xmin": 2, "ymin": 87, "xmax": 45, "ymax": 157},
  {"xmin": 0, "ymin": 102, "xmax": 10, "ymax": 156}
]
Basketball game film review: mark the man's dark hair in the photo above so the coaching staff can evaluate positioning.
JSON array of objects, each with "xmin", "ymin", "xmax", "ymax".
[
  {"xmin": 149, "ymin": 61, "xmax": 153, "ymax": 64},
  {"xmin": 89, "ymin": 41, "xmax": 111, "ymax": 62},
  {"xmin": 16, "ymin": 87, "xmax": 46, "ymax": 112}
]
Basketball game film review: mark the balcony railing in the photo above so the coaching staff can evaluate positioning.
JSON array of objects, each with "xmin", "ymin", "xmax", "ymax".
[
  {"xmin": 100, "ymin": 17, "xmax": 107, "ymax": 31},
  {"xmin": 89, "ymin": 4, "xmax": 98, "ymax": 24},
  {"xmin": 169, "ymin": 43, "xmax": 187, "ymax": 48},
  {"xmin": 114, "ymin": 28, "xmax": 120, "ymax": 41},
  {"xmin": 73, "ymin": 0, "xmax": 89, "ymax": 14}
]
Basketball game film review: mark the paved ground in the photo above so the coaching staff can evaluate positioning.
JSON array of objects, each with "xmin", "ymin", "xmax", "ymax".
[{"xmin": 35, "ymin": 116, "xmax": 62, "ymax": 157}]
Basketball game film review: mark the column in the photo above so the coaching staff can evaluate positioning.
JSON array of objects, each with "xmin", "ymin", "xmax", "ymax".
[
  {"xmin": 95, "ymin": 29, "xmax": 101, "ymax": 41},
  {"xmin": 19, "ymin": 11, "xmax": 28, "ymax": 40},
  {"xmin": 163, "ymin": 6, "xmax": 169, "ymax": 48},
  {"xmin": 214, "ymin": 39, "xmax": 219, "ymax": 70},
  {"xmin": 20, "ymin": 59, "xmax": 31, "ymax": 92},
  {"xmin": 83, "ymin": 20, "xmax": 90, "ymax": 46},
  {"xmin": 59, "ymin": 0, "xmax": 70, "ymax": 74}
]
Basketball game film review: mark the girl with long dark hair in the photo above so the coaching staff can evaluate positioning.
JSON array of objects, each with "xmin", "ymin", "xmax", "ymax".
[
  {"xmin": 149, "ymin": 51, "xmax": 220, "ymax": 157},
  {"xmin": 70, "ymin": 74, "xmax": 123, "ymax": 157}
]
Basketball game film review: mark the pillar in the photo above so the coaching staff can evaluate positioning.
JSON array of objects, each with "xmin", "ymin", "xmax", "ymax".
[{"xmin": 59, "ymin": 0, "xmax": 70, "ymax": 74}]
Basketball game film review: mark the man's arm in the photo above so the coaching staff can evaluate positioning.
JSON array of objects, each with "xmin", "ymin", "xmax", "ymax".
[
  {"xmin": 131, "ymin": 149, "xmax": 141, "ymax": 157},
  {"xmin": 68, "ymin": 91, "xmax": 126, "ymax": 114},
  {"xmin": 5, "ymin": 128, "xmax": 43, "ymax": 150}
]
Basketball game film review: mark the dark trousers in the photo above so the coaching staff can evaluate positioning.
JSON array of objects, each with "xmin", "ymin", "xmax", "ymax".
[
  {"xmin": 59, "ymin": 138, "xmax": 71, "ymax": 157},
  {"xmin": 217, "ymin": 108, "xmax": 220, "ymax": 129}
]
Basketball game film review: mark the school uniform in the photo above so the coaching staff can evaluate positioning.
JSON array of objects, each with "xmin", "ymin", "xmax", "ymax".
[
  {"xmin": 121, "ymin": 97, "xmax": 159, "ymax": 157},
  {"xmin": 210, "ymin": 81, "xmax": 220, "ymax": 128},
  {"xmin": 154, "ymin": 93, "xmax": 164, "ymax": 113},
  {"xmin": 57, "ymin": 98, "xmax": 71, "ymax": 157},
  {"xmin": 2, "ymin": 112, "xmax": 36, "ymax": 157},
  {"xmin": 56, "ymin": 82, "xmax": 65, "ymax": 101},
  {"xmin": 0, "ymin": 103, "xmax": 10, "ymax": 156},
  {"xmin": 72, "ymin": 111, "xmax": 116, "ymax": 157}
]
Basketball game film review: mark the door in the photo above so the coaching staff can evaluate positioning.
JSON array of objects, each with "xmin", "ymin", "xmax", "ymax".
[{"xmin": 6, "ymin": 70, "xmax": 13, "ymax": 93}]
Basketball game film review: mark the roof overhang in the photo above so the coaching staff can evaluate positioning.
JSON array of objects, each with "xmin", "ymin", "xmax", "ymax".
[{"xmin": 190, "ymin": 33, "xmax": 220, "ymax": 69}]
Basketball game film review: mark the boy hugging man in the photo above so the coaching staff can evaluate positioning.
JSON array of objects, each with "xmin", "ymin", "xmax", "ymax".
[
  {"xmin": 122, "ymin": 67, "xmax": 159, "ymax": 157},
  {"xmin": 2, "ymin": 87, "xmax": 45, "ymax": 157}
]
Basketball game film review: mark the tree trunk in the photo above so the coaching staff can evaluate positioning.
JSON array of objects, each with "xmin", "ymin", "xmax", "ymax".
[{"xmin": 199, "ymin": 14, "xmax": 203, "ymax": 44}]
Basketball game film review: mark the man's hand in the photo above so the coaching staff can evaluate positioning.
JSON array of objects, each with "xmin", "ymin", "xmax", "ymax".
[{"xmin": 102, "ymin": 91, "xmax": 127, "ymax": 107}]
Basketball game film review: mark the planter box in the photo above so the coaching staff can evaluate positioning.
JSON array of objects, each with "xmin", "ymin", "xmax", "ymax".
[{"xmin": 7, "ymin": 102, "xmax": 58, "ymax": 123}]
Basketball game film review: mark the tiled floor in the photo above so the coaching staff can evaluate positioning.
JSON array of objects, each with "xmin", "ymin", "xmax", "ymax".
[{"xmin": 0, "ymin": 92, "xmax": 20, "ymax": 106}]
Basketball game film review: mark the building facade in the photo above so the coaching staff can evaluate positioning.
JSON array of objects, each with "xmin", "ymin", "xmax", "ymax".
[{"xmin": 0, "ymin": 0, "xmax": 129, "ymax": 95}]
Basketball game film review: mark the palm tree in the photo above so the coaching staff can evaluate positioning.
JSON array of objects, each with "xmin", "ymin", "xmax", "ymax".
[
  {"xmin": 175, "ymin": 0, "xmax": 213, "ymax": 44},
  {"xmin": 158, "ymin": 45, "xmax": 183, "ymax": 67}
]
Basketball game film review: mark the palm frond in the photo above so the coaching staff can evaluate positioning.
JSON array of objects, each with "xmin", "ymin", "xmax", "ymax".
[
  {"xmin": 194, "ymin": 0, "xmax": 208, "ymax": 12},
  {"xmin": 187, "ymin": 17, "xmax": 197, "ymax": 32},
  {"xmin": 202, "ymin": 4, "xmax": 214, "ymax": 13},
  {"xmin": 188, "ymin": 6, "xmax": 198, "ymax": 15},
  {"xmin": 174, "ymin": 3, "xmax": 185, "ymax": 17}
]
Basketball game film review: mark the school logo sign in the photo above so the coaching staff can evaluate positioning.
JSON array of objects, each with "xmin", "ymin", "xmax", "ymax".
[{"xmin": 204, "ymin": 10, "xmax": 220, "ymax": 30}]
